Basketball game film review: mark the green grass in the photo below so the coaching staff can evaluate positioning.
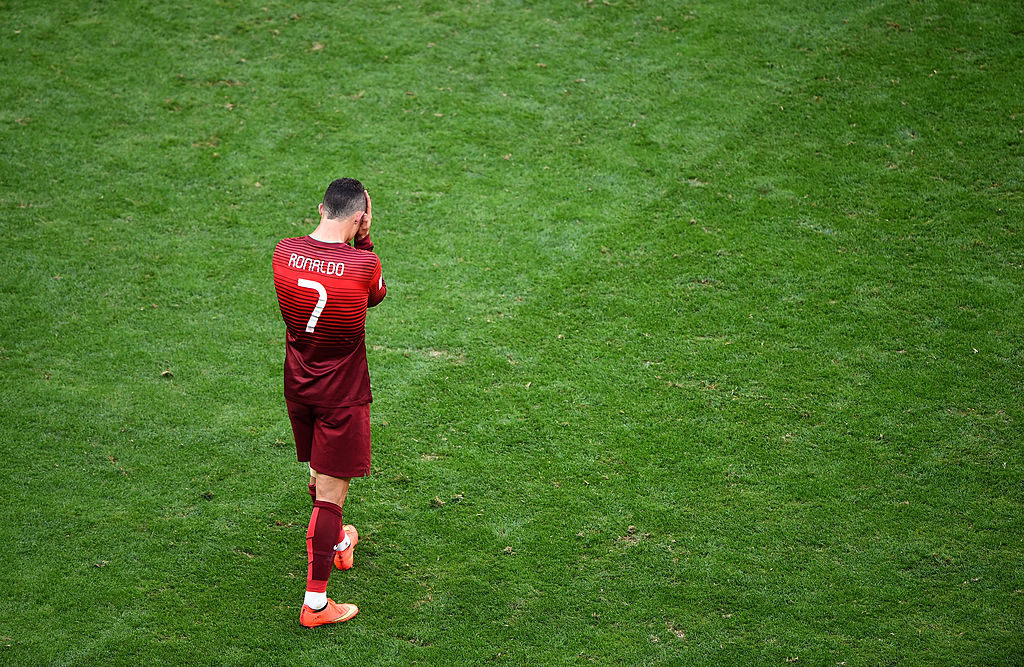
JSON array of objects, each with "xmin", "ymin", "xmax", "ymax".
[{"xmin": 1, "ymin": 0, "xmax": 1022, "ymax": 663}]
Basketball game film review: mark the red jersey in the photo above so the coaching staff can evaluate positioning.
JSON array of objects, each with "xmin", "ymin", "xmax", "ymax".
[{"xmin": 273, "ymin": 235, "xmax": 386, "ymax": 407}]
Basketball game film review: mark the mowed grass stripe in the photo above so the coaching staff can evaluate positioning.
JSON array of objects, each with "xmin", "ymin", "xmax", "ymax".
[{"xmin": 1, "ymin": 0, "xmax": 1021, "ymax": 664}]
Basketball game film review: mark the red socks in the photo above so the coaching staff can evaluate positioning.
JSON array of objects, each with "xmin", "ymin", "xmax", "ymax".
[{"xmin": 306, "ymin": 500, "xmax": 343, "ymax": 593}]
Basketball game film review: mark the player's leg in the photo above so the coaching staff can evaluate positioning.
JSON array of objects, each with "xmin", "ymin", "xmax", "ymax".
[
  {"xmin": 313, "ymin": 471, "xmax": 350, "ymax": 505},
  {"xmin": 305, "ymin": 476, "xmax": 346, "ymax": 598},
  {"xmin": 300, "ymin": 487, "xmax": 358, "ymax": 628},
  {"xmin": 289, "ymin": 401, "xmax": 351, "ymax": 626},
  {"xmin": 320, "ymin": 476, "xmax": 359, "ymax": 571},
  {"xmin": 300, "ymin": 470, "xmax": 359, "ymax": 627},
  {"xmin": 311, "ymin": 471, "xmax": 358, "ymax": 572},
  {"xmin": 314, "ymin": 404, "xmax": 371, "ymax": 570},
  {"xmin": 299, "ymin": 407, "xmax": 363, "ymax": 627},
  {"xmin": 311, "ymin": 473, "xmax": 354, "ymax": 573}
]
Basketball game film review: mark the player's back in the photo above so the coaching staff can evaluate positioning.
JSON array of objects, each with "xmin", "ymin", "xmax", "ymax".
[
  {"xmin": 273, "ymin": 235, "xmax": 386, "ymax": 407},
  {"xmin": 273, "ymin": 236, "xmax": 383, "ymax": 346}
]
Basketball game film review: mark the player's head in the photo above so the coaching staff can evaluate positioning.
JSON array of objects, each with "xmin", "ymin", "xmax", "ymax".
[{"xmin": 322, "ymin": 178, "xmax": 366, "ymax": 220}]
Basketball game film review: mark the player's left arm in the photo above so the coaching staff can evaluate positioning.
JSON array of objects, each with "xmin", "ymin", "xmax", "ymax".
[
  {"xmin": 367, "ymin": 256, "xmax": 387, "ymax": 308},
  {"xmin": 354, "ymin": 189, "xmax": 373, "ymax": 250}
]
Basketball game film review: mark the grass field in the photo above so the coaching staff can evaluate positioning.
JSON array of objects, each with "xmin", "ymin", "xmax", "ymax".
[{"xmin": 1, "ymin": 0, "xmax": 1022, "ymax": 664}]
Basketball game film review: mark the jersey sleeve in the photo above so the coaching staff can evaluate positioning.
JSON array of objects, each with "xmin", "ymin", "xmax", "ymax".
[{"xmin": 368, "ymin": 255, "xmax": 387, "ymax": 308}]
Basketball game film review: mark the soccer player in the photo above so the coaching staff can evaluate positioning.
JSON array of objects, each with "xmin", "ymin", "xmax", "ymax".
[{"xmin": 272, "ymin": 178, "xmax": 387, "ymax": 628}]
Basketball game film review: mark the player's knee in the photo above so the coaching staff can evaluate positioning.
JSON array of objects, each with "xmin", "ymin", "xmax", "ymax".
[{"xmin": 312, "ymin": 472, "xmax": 350, "ymax": 505}]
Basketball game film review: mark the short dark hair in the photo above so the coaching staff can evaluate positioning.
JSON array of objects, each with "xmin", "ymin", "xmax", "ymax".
[{"xmin": 322, "ymin": 178, "xmax": 365, "ymax": 219}]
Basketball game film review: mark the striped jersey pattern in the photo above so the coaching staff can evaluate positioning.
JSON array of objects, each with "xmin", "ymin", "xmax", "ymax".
[{"xmin": 273, "ymin": 235, "xmax": 386, "ymax": 407}]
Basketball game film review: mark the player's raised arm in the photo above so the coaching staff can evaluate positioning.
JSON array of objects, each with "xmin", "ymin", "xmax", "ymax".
[{"xmin": 354, "ymin": 190, "xmax": 373, "ymax": 250}]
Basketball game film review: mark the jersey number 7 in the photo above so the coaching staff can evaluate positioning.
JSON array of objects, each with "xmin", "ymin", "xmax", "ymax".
[{"xmin": 296, "ymin": 279, "xmax": 327, "ymax": 332}]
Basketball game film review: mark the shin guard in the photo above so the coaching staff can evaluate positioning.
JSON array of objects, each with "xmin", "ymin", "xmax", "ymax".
[{"xmin": 306, "ymin": 500, "xmax": 343, "ymax": 592}]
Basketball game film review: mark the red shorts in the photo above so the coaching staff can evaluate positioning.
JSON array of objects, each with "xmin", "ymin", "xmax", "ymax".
[{"xmin": 286, "ymin": 400, "xmax": 371, "ymax": 478}]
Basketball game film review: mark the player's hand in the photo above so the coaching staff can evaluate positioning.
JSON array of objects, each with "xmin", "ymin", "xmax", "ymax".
[{"xmin": 357, "ymin": 190, "xmax": 372, "ymax": 240}]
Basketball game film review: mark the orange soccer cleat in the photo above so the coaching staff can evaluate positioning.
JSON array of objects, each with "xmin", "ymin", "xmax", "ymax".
[
  {"xmin": 333, "ymin": 524, "xmax": 359, "ymax": 570},
  {"xmin": 300, "ymin": 599, "xmax": 359, "ymax": 628}
]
